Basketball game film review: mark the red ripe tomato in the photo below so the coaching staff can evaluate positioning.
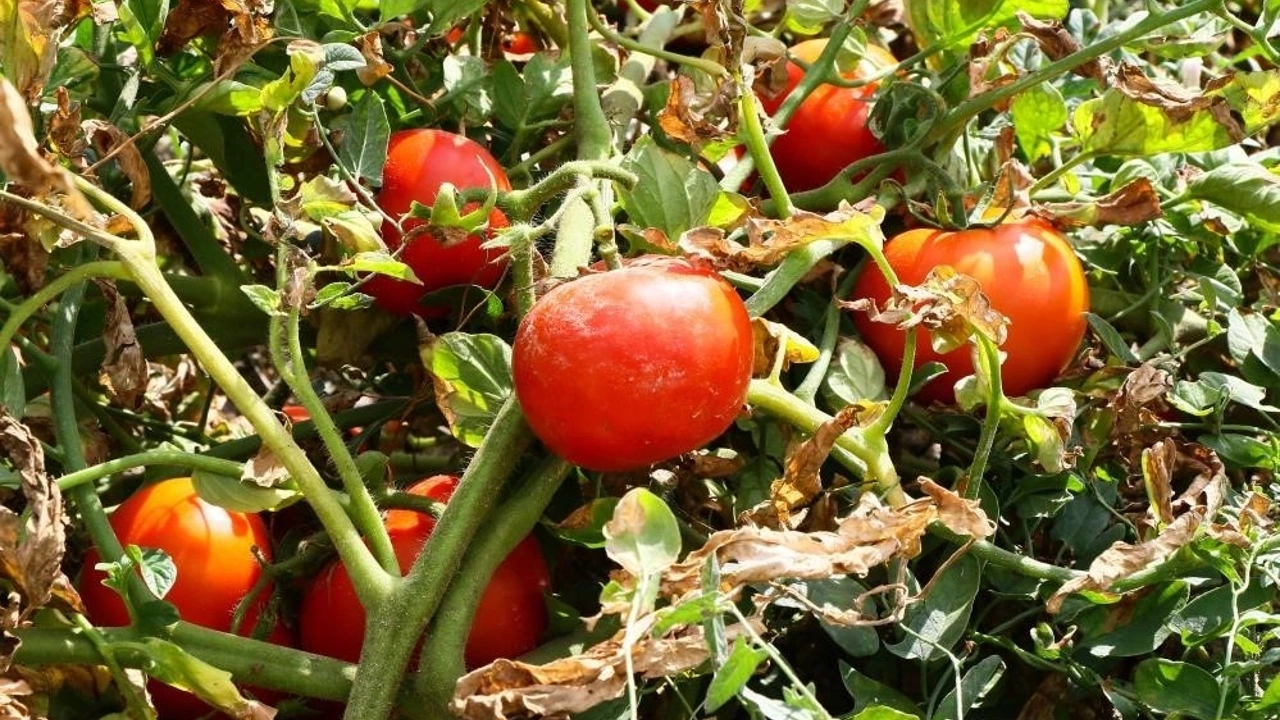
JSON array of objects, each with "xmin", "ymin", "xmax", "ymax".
[
  {"xmin": 501, "ymin": 31, "xmax": 539, "ymax": 57},
  {"xmin": 756, "ymin": 39, "xmax": 895, "ymax": 193},
  {"xmin": 635, "ymin": 0, "xmax": 665, "ymax": 10},
  {"xmin": 78, "ymin": 477, "xmax": 290, "ymax": 718},
  {"xmin": 512, "ymin": 256, "xmax": 754, "ymax": 472},
  {"xmin": 363, "ymin": 129, "xmax": 512, "ymax": 317},
  {"xmin": 298, "ymin": 475, "xmax": 549, "ymax": 669},
  {"xmin": 850, "ymin": 219, "xmax": 1090, "ymax": 404},
  {"xmin": 281, "ymin": 404, "xmax": 310, "ymax": 424}
]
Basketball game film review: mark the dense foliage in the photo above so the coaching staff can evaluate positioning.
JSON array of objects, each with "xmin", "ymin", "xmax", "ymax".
[{"xmin": 0, "ymin": 0, "xmax": 1279, "ymax": 719}]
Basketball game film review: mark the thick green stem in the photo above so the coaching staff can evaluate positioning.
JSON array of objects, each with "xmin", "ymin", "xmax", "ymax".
[
  {"xmin": 274, "ymin": 307, "xmax": 398, "ymax": 576},
  {"xmin": 794, "ymin": 270, "xmax": 861, "ymax": 405},
  {"xmin": 414, "ymin": 457, "xmax": 573, "ymax": 708},
  {"xmin": 745, "ymin": 238, "xmax": 851, "ymax": 317},
  {"xmin": 566, "ymin": 0, "xmax": 612, "ymax": 161},
  {"xmin": 965, "ymin": 335, "xmax": 1005, "ymax": 498},
  {"xmin": 57, "ymin": 451, "xmax": 246, "ymax": 492},
  {"xmin": 740, "ymin": 86, "xmax": 794, "ymax": 218},
  {"xmin": 510, "ymin": 227, "xmax": 537, "ymax": 317},
  {"xmin": 342, "ymin": 396, "xmax": 533, "ymax": 720},
  {"xmin": 0, "ymin": 261, "xmax": 132, "ymax": 353}
]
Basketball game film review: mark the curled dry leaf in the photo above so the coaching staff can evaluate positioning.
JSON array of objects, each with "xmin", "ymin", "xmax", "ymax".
[
  {"xmin": 0, "ymin": 415, "xmax": 79, "ymax": 623},
  {"xmin": 751, "ymin": 317, "xmax": 820, "ymax": 377},
  {"xmin": 0, "ymin": 676, "xmax": 34, "ymax": 720},
  {"xmin": 843, "ymin": 266, "xmax": 1010, "ymax": 355},
  {"xmin": 242, "ymin": 447, "xmax": 291, "ymax": 489},
  {"xmin": 1046, "ymin": 511, "xmax": 1201, "ymax": 614},
  {"xmin": 158, "ymin": 0, "xmax": 274, "ymax": 73},
  {"xmin": 657, "ymin": 75, "xmax": 733, "ymax": 149},
  {"xmin": 356, "ymin": 31, "xmax": 393, "ymax": 86},
  {"xmin": 0, "ymin": 229, "xmax": 49, "ymax": 294},
  {"xmin": 452, "ymin": 621, "xmax": 759, "ymax": 720},
  {"xmin": 1035, "ymin": 178, "xmax": 1164, "ymax": 227},
  {"xmin": 94, "ymin": 280, "xmax": 147, "ymax": 409},
  {"xmin": 48, "ymin": 88, "xmax": 86, "ymax": 160},
  {"xmin": 918, "ymin": 478, "xmax": 996, "ymax": 540},
  {"xmin": 0, "ymin": 78, "xmax": 74, "ymax": 200},
  {"xmin": 0, "ymin": 0, "xmax": 92, "ymax": 100},
  {"xmin": 660, "ymin": 486, "xmax": 992, "ymax": 600},
  {"xmin": 1017, "ymin": 13, "xmax": 1106, "ymax": 83},
  {"xmin": 84, "ymin": 120, "xmax": 151, "ymax": 208},
  {"xmin": 747, "ymin": 403, "xmax": 879, "ymax": 529},
  {"xmin": 680, "ymin": 203, "xmax": 883, "ymax": 273}
]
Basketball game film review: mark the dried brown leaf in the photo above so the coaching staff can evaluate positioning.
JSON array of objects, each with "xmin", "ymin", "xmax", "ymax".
[
  {"xmin": 1035, "ymin": 178, "xmax": 1164, "ymax": 228},
  {"xmin": 84, "ymin": 120, "xmax": 151, "ymax": 208},
  {"xmin": 0, "ymin": 77, "xmax": 65, "ymax": 194},
  {"xmin": 0, "ymin": 0, "xmax": 92, "ymax": 100},
  {"xmin": 94, "ymin": 280, "xmax": 146, "ymax": 409},
  {"xmin": 158, "ymin": 0, "xmax": 274, "ymax": 73},
  {"xmin": 0, "ymin": 416, "xmax": 78, "ymax": 621},
  {"xmin": 843, "ymin": 266, "xmax": 1010, "ymax": 355},
  {"xmin": 682, "ymin": 204, "xmax": 880, "ymax": 273},
  {"xmin": 355, "ymin": 31, "xmax": 393, "ymax": 86},
  {"xmin": 453, "ymin": 622, "xmax": 756, "ymax": 720},
  {"xmin": 1140, "ymin": 438, "xmax": 1176, "ymax": 526},
  {"xmin": 1017, "ymin": 13, "xmax": 1106, "ymax": 83},
  {"xmin": 0, "ymin": 231, "xmax": 48, "ymax": 294},
  {"xmin": 657, "ymin": 75, "xmax": 731, "ymax": 149},
  {"xmin": 47, "ymin": 88, "xmax": 85, "ymax": 159},
  {"xmin": 242, "ymin": 447, "xmax": 290, "ymax": 489},
  {"xmin": 918, "ymin": 478, "xmax": 995, "ymax": 539},
  {"xmin": 1047, "ymin": 511, "xmax": 1200, "ymax": 614}
]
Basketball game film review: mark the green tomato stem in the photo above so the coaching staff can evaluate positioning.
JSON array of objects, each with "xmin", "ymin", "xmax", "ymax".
[
  {"xmin": 341, "ymin": 396, "xmax": 533, "ymax": 720},
  {"xmin": 0, "ymin": 260, "xmax": 132, "ymax": 354},
  {"xmin": 793, "ymin": 270, "xmax": 861, "ymax": 405},
  {"xmin": 566, "ymin": 0, "xmax": 612, "ymax": 162},
  {"xmin": 414, "ymin": 457, "xmax": 573, "ymax": 710},
  {"xmin": 965, "ymin": 335, "xmax": 1006, "ymax": 498},
  {"xmin": 56, "ymin": 451, "xmax": 246, "ymax": 492},
  {"xmin": 739, "ymin": 83, "xmax": 794, "ymax": 219},
  {"xmin": 744, "ymin": 238, "xmax": 850, "ymax": 317},
  {"xmin": 584, "ymin": 5, "xmax": 728, "ymax": 78}
]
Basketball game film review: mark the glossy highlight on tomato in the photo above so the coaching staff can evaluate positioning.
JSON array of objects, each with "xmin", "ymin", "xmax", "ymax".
[
  {"xmin": 78, "ymin": 477, "xmax": 290, "ymax": 718},
  {"xmin": 851, "ymin": 219, "xmax": 1090, "ymax": 404},
  {"xmin": 298, "ymin": 475, "xmax": 549, "ymax": 669},
  {"xmin": 512, "ymin": 256, "xmax": 754, "ymax": 472},
  {"xmin": 363, "ymin": 129, "xmax": 512, "ymax": 317},
  {"xmin": 757, "ymin": 39, "xmax": 895, "ymax": 193}
]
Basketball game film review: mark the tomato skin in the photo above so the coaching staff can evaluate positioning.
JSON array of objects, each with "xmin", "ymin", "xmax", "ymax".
[
  {"xmin": 78, "ymin": 478, "xmax": 290, "ymax": 718},
  {"xmin": 501, "ymin": 31, "xmax": 539, "ymax": 56},
  {"xmin": 298, "ymin": 476, "xmax": 549, "ymax": 669},
  {"xmin": 851, "ymin": 219, "xmax": 1090, "ymax": 404},
  {"xmin": 363, "ymin": 129, "xmax": 512, "ymax": 317},
  {"xmin": 512, "ymin": 257, "xmax": 754, "ymax": 472},
  {"xmin": 756, "ymin": 40, "xmax": 894, "ymax": 193}
]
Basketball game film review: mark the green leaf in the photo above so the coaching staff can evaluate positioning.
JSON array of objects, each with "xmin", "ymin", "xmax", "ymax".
[
  {"xmin": 424, "ymin": 0, "xmax": 488, "ymax": 33},
  {"xmin": 240, "ymin": 284, "xmax": 282, "ymax": 316},
  {"xmin": 441, "ymin": 54, "xmax": 493, "ymax": 124},
  {"xmin": 334, "ymin": 90, "xmax": 390, "ymax": 186},
  {"xmin": 194, "ymin": 80, "xmax": 264, "ymax": 116},
  {"xmin": 1134, "ymin": 658, "xmax": 1235, "ymax": 720},
  {"xmin": 0, "ymin": 348, "xmax": 25, "ymax": 414},
  {"xmin": 1085, "ymin": 313, "xmax": 1138, "ymax": 364},
  {"xmin": 852, "ymin": 708, "xmax": 921, "ymax": 720},
  {"xmin": 322, "ymin": 42, "xmax": 366, "ymax": 71},
  {"xmin": 603, "ymin": 488, "xmax": 681, "ymax": 579},
  {"xmin": 739, "ymin": 686, "xmax": 824, "ymax": 720},
  {"xmin": 138, "ymin": 637, "xmax": 262, "ymax": 717},
  {"xmin": 651, "ymin": 592, "xmax": 733, "ymax": 637},
  {"xmin": 1201, "ymin": 433, "xmax": 1280, "ymax": 471},
  {"xmin": 260, "ymin": 42, "xmax": 324, "ymax": 112},
  {"xmin": 1227, "ymin": 308, "xmax": 1280, "ymax": 379},
  {"xmin": 420, "ymin": 332, "xmax": 513, "ymax": 448},
  {"xmin": 1186, "ymin": 163, "xmax": 1280, "ymax": 233},
  {"xmin": 620, "ymin": 136, "xmax": 719, "ymax": 238},
  {"xmin": 820, "ymin": 339, "xmax": 889, "ymax": 411},
  {"xmin": 116, "ymin": 0, "xmax": 170, "ymax": 65},
  {"xmin": 784, "ymin": 0, "xmax": 844, "ymax": 36},
  {"xmin": 905, "ymin": 0, "xmax": 1068, "ymax": 49},
  {"xmin": 1078, "ymin": 581, "xmax": 1189, "ymax": 657},
  {"xmin": 1011, "ymin": 83, "xmax": 1067, "ymax": 162},
  {"xmin": 886, "ymin": 555, "xmax": 981, "ymax": 661},
  {"xmin": 1169, "ymin": 577, "xmax": 1275, "ymax": 646},
  {"xmin": 841, "ymin": 664, "xmax": 922, "ymax": 717},
  {"xmin": 705, "ymin": 637, "xmax": 769, "ymax": 712},
  {"xmin": 1175, "ymin": 372, "xmax": 1279, "ymax": 415},
  {"xmin": 192, "ymin": 470, "xmax": 300, "ymax": 514},
  {"xmin": 1073, "ymin": 70, "xmax": 1280, "ymax": 157},
  {"xmin": 345, "ymin": 251, "xmax": 420, "ymax": 283},
  {"xmin": 932, "ymin": 656, "xmax": 1005, "ymax": 720},
  {"xmin": 107, "ymin": 545, "xmax": 177, "ymax": 602}
]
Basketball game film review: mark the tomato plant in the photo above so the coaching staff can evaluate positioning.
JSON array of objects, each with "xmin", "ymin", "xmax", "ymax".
[
  {"xmin": 298, "ymin": 476, "xmax": 549, "ymax": 669},
  {"xmin": 512, "ymin": 257, "xmax": 754, "ymax": 471},
  {"xmin": 362, "ymin": 129, "xmax": 512, "ymax": 317},
  {"xmin": 78, "ymin": 477, "xmax": 290, "ymax": 717},
  {"xmin": 756, "ymin": 39, "xmax": 895, "ymax": 193},
  {"xmin": 851, "ymin": 219, "xmax": 1090, "ymax": 403}
]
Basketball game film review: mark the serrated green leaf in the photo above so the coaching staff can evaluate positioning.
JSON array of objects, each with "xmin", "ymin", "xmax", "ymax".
[
  {"xmin": 322, "ymin": 42, "xmax": 366, "ymax": 71},
  {"xmin": 346, "ymin": 251, "xmax": 420, "ymax": 283},
  {"xmin": 334, "ymin": 91, "xmax": 390, "ymax": 186},
  {"xmin": 240, "ymin": 284, "xmax": 282, "ymax": 316},
  {"xmin": 420, "ymin": 332, "xmax": 513, "ymax": 448},
  {"xmin": 1011, "ymin": 83, "xmax": 1066, "ymax": 162},
  {"xmin": 441, "ymin": 54, "xmax": 492, "ymax": 124},
  {"xmin": 621, "ymin": 135, "xmax": 719, "ymax": 238}
]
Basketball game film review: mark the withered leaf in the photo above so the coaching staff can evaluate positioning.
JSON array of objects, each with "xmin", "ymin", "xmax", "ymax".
[
  {"xmin": 84, "ymin": 120, "xmax": 151, "ymax": 208},
  {"xmin": 1112, "ymin": 62, "xmax": 1235, "ymax": 130},
  {"xmin": 1109, "ymin": 362, "xmax": 1171, "ymax": 440},
  {"xmin": 0, "ymin": 77, "xmax": 66, "ymax": 195},
  {"xmin": 48, "ymin": 88, "xmax": 86, "ymax": 159},
  {"xmin": 1046, "ymin": 511, "xmax": 1200, "ymax": 614},
  {"xmin": 242, "ymin": 447, "xmax": 291, "ymax": 489},
  {"xmin": 751, "ymin": 317, "xmax": 820, "ymax": 377},
  {"xmin": 0, "ymin": 0, "xmax": 92, "ymax": 100},
  {"xmin": 1036, "ymin": 178, "xmax": 1164, "ymax": 227},
  {"xmin": 1141, "ymin": 439, "xmax": 1177, "ymax": 526},
  {"xmin": 0, "ymin": 416, "xmax": 77, "ymax": 618},
  {"xmin": 843, "ymin": 266, "xmax": 1010, "ymax": 354},
  {"xmin": 749, "ymin": 404, "xmax": 877, "ymax": 529},
  {"xmin": 94, "ymin": 280, "xmax": 146, "ymax": 409},
  {"xmin": 681, "ymin": 204, "xmax": 882, "ymax": 273},
  {"xmin": 158, "ymin": 0, "xmax": 274, "ymax": 73},
  {"xmin": 1017, "ymin": 13, "xmax": 1105, "ymax": 83},
  {"xmin": 355, "ymin": 31, "xmax": 393, "ymax": 86},
  {"xmin": 918, "ymin": 478, "xmax": 995, "ymax": 540},
  {"xmin": 657, "ymin": 75, "xmax": 732, "ymax": 149},
  {"xmin": 453, "ymin": 621, "xmax": 758, "ymax": 720}
]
